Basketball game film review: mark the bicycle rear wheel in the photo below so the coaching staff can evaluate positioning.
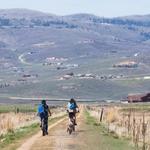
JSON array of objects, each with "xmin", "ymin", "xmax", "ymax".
[{"xmin": 41, "ymin": 119, "xmax": 46, "ymax": 136}]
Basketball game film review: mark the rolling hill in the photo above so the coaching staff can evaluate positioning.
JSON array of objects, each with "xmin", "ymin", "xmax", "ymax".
[{"xmin": 0, "ymin": 9, "xmax": 150, "ymax": 103}]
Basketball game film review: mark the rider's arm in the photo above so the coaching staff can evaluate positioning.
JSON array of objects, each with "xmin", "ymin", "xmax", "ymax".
[
  {"xmin": 67, "ymin": 102, "xmax": 70, "ymax": 113},
  {"xmin": 48, "ymin": 107, "xmax": 52, "ymax": 116},
  {"xmin": 74, "ymin": 101, "xmax": 79, "ymax": 112},
  {"xmin": 76, "ymin": 107, "xmax": 79, "ymax": 113},
  {"xmin": 76, "ymin": 104, "xmax": 79, "ymax": 112}
]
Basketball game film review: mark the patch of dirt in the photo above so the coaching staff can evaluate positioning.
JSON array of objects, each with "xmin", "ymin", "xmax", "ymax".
[
  {"xmin": 17, "ymin": 118, "xmax": 66, "ymax": 150},
  {"xmin": 30, "ymin": 109, "xmax": 84, "ymax": 150}
]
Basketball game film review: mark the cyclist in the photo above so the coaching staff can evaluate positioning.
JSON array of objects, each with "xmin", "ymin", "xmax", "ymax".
[
  {"xmin": 67, "ymin": 98, "xmax": 79, "ymax": 125},
  {"xmin": 38, "ymin": 100, "xmax": 51, "ymax": 135}
]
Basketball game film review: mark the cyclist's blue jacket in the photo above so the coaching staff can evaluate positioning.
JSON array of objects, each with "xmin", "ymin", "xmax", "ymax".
[
  {"xmin": 38, "ymin": 104, "xmax": 49, "ymax": 119},
  {"xmin": 67, "ymin": 102, "xmax": 76, "ymax": 110},
  {"xmin": 38, "ymin": 104, "xmax": 44, "ymax": 114}
]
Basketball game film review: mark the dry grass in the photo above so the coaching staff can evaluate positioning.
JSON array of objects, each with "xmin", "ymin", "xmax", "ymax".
[
  {"xmin": 0, "ymin": 113, "xmax": 36, "ymax": 135},
  {"xmin": 0, "ymin": 106, "xmax": 66, "ymax": 136},
  {"xmin": 105, "ymin": 107, "xmax": 119, "ymax": 123},
  {"xmin": 87, "ymin": 105, "xmax": 150, "ymax": 150}
]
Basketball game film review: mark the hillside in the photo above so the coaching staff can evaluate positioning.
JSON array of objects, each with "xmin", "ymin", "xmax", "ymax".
[{"xmin": 0, "ymin": 9, "xmax": 150, "ymax": 103}]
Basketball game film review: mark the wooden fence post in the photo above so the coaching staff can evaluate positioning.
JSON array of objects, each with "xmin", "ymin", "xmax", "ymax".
[{"xmin": 100, "ymin": 108, "xmax": 104, "ymax": 122}]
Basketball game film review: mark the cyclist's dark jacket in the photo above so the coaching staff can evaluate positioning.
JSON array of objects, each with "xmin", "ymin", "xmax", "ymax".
[{"xmin": 43, "ymin": 104, "xmax": 49, "ymax": 118}]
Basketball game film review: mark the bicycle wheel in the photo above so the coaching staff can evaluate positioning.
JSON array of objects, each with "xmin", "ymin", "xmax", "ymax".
[{"xmin": 41, "ymin": 119, "xmax": 46, "ymax": 136}]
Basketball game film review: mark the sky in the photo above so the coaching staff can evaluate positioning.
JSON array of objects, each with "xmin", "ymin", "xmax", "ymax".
[{"xmin": 0, "ymin": 0, "xmax": 150, "ymax": 17}]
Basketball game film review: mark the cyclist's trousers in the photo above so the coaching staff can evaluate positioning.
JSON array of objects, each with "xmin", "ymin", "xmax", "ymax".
[{"xmin": 40, "ymin": 113, "xmax": 48, "ymax": 132}]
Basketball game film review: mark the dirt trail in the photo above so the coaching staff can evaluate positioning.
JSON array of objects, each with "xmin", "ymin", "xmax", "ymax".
[
  {"xmin": 30, "ymin": 110, "xmax": 84, "ymax": 150},
  {"xmin": 17, "ymin": 105, "xmax": 134, "ymax": 150},
  {"xmin": 17, "ymin": 106, "xmax": 101, "ymax": 150},
  {"xmin": 17, "ymin": 106, "xmax": 85, "ymax": 150},
  {"xmin": 17, "ymin": 118, "xmax": 66, "ymax": 150}
]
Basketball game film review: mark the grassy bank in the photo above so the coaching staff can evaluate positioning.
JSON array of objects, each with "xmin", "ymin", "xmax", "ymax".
[
  {"xmin": 120, "ymin": 103, "xmax": 150, "ymax": 112},
  {"xmin": 84, "ymin": 110, "xmax": 134, "ymax": 150},
  {"xmin": 0, "ymin": 105, "xmax": 36, "ymax": 114},
  {"xmin": 0, "ymin": 115, "xmax": 66, "ymax": 150}
]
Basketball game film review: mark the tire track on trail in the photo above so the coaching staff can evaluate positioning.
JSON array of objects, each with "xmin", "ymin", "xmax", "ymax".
[
  {"xmin": 17, "ymin": 117, "xmax": 67, "ymax": 150},
  {"xmin": 17, "ymin": 106, "xmax": 84, "ymax": 150},
  {"xmin": 30, "ymin": 109, "xmax": 83, "ymax": 150},
  {"xmin": 16, "ymin": 105, "xmax": 135, "ymax": 150}
]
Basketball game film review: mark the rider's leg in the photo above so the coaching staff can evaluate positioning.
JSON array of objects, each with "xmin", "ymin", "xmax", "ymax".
[
  {"xmin": 40, "ymin": 113, "xmax": 44, "ymax": 127},
  {"xmin": 74, "ymin": 113, "xmax": 77, "ymax": 125},
  {"xmin": 45, "ymin": 117, "xmax": 48, "ymax": 134},
  {"xmin": 69, "ymin": 113, "xmax": 75, "ymax": 125}
]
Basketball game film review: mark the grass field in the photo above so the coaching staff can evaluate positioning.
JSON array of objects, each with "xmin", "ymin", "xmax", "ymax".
[
  {"xmin": 88, "ymin": 103, "xmax": 150, "ymax": 150},
  {"xmin": 0, "ymin": 114, "xmax": 66, "ymax": 150},
  {"xmin": 0, "ymin": 55, "xmax": 150, "ymax": 102},
  {"xmin": 84, "ymin": 110, "xmax": 134, "ymax": 150},
  {"xmin": 0, "ymin": 105, "xmax": 36, "ymax": 113},
  {"xmin": 120, "ymin": 103, "xmax": 150, "ymax": 112}
]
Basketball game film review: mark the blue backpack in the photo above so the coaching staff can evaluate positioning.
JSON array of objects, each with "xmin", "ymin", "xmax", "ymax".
[
  {"xmin": 38, "ymin": 104, "xmax": 44, "ymax": 114},
  {"xmin": 68, "ymin": 102, "xmax": 75, "ymax": 110}
]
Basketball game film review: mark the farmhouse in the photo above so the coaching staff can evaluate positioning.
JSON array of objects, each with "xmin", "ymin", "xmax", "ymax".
[
  {"xmin": 127, "ymin": 93, "xmax": 150, "ymax": 103},
  {"xmin": 23, "ymin": 74, "xmax": 31, "ymax": 78},
  {"xmin": 113, "ymin": 61, "xmax": 138, "ymax": 68}
]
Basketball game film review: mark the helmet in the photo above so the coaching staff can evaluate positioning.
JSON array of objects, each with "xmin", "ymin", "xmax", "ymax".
[
  {"xmin": 70, "ymin": 98, "xmax": 75, "ymax": 103},
  {"xmin": 41, "ymin": 100, "xmax": 46, "ymax": 104}
]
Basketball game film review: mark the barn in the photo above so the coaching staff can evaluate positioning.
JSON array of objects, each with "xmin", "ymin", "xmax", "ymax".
[{"xmin": 127, "ymin": 93, "xmax": 150, "ymax": 103}]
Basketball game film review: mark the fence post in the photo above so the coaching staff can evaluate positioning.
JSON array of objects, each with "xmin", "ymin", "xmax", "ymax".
[
  {"xmin": 142, "ymin": 113, "xmax": 147, "ymax": 150},
  {"xmin": 100, "ymin": 108, "xmax": 104, "ymax": 122}
]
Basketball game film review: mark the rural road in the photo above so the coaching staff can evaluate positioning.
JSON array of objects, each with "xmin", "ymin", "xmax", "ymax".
[
  {"xmin": 18, "ymin": 53, "xmax": 31, "ymax": 65},
  {"xmin": 17, "ymin": 107, "xmax": 85, "ymax": 150},
  {"xmin": 17, "ymin": 117, "xmax": 67, "ymax": 150},
  {"xmin": 15, "ymin": 106, "xmax": 134, "ymax": 150}
]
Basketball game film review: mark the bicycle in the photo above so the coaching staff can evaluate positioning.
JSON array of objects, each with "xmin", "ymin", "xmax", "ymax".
[
  {"xmin": 67, "ymin": 113, "xmax": 76, "ymax": 135},
  {"xmin": 41, "ymin": 117, "xmax": 47, "ymax": 136}
]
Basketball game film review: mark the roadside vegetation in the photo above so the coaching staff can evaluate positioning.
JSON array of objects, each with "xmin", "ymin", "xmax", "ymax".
[
  {"xmin": 0, "ymin": 123, "xmax": 39, "ymax": 150},
  {"xmin": 84, "ymin": 110, "xmax": 134, "ymax": 150},
  {"xmin": 87, "ymin": 104, "xmax": 150, "ymax": 150},
  {"xmin": 0, "ymin": 112, "xmax": 36, "ymax": 135},
  {"xmin": 0, "ymin": 115, "xmax": 66, "ymax": 150},
  {"xmin": 0, "ymin": 104, "xmax": 66, "ymax": 150},
  {"xmin": 120, "ymin": 103, "xmax": 150, "ymax": 112},
  {"xmin": 0, "ymin": 105, "xmax": 36, "ymax": 114}
]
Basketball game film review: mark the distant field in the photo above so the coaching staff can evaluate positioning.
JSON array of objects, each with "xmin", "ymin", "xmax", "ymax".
[
  {"xmin": 0, "ymin": 104, "xmax": 36, "ymax": 113},
  {"xmin": 0, "ymin": 54, "xmax": 150, "ymax": 103},
  {"xmin": 0, "ymin": 9, "xmax": 150, "ymax": 103}
]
